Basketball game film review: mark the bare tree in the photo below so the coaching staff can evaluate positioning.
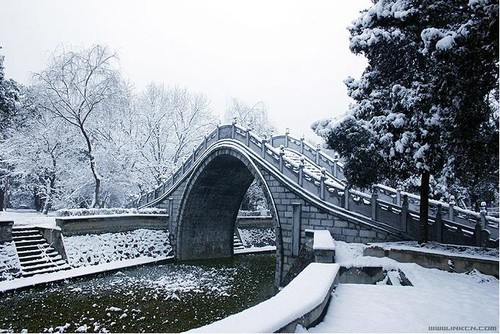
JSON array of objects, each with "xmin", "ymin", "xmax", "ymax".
[
  {"xmin": 34, "ymin": 45, "xmax": 123, "ymax": 208},
  {"xmin": 224, "ymin": 97, "xmax": 275, "ymax": 136},
  {"xmin": 134, "ymin": 83, "xmax": 216, "ymax": 189},
  {"xmin": 225, "ymin": 97, "xmax": 275, "ymax": 211}
]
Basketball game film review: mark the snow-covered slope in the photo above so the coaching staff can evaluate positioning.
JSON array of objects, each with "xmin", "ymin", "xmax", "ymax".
[{"xmin": 64, "ymin": 229, "xmax": 171, "ymax": 267}]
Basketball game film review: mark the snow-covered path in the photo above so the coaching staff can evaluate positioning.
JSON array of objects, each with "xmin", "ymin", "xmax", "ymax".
[{"xmin": 0, "ymin": 209, "xmax": 56, "ymax": 228}]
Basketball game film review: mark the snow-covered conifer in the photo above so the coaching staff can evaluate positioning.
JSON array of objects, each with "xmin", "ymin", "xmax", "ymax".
[{"xmin": 313, "ymin": 0, "xmax": 498, "ymax": 243}]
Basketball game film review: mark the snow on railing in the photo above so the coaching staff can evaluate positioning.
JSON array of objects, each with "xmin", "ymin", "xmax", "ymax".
[{"xmin": 134, "ymin": 122, "xmax": 498, "ymax": 243}]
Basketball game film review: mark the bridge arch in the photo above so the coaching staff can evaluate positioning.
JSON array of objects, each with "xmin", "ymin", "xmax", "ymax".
[{"xmin": 175, "ymin": 145, "xmax": 281, "ymax": 262}]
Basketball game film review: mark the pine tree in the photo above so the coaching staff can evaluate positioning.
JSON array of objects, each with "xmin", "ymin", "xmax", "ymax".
[{"xmin": 313, "ymin": 0, "xmax": 499, "ymax": 243}]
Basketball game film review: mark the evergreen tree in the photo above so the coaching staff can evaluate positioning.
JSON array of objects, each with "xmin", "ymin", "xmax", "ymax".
[
  {"xmin": 313, "ymin": 0, "xmax": 498, "ymax": 243},
  {"xmin": 0, "ymin": 50, "xmax": 21, "ymax": 211}
]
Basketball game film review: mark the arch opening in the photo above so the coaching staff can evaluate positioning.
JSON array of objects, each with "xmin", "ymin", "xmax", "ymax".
[{"xmin": 177, "ymin": 153, "xmax": 260, "ymax": 260}]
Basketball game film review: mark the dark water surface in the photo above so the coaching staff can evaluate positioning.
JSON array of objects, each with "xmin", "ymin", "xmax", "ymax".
[{"xmin": 0, "ymin": 254, "xmax": 275, "ymax": 333}]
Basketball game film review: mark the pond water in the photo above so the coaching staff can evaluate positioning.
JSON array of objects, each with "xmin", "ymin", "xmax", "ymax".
[{"xmin": 0, "ymin": 254, "xmax": 275, "ymax": 333}]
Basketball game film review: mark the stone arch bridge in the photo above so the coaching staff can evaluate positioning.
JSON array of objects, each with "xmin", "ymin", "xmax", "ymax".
[{"xmin": 136, "ymin": 123, "xmax": 498, "ymax": 285}]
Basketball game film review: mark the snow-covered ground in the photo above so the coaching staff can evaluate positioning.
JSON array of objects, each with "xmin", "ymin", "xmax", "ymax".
[
  {"xmin": 1, "ymin": 210, "xmax": 498, "ymax": 332},
  {"xmin": 300, "ymin": 242, "xmax": 499, "ymax": 333},
  {"xmin": 0, "ymin": 209, "xmax": 57, "ymax": 228}
]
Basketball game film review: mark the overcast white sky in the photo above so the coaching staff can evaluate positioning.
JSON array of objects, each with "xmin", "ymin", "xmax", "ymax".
[{"xmin": 0, "ymin": 0, "xmax": 371, "ymax": 142}]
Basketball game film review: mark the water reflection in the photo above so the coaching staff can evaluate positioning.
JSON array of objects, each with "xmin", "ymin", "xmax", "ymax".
[{"xmin": 0, "ymin": 254, "xmax": 275, "ymax": 333}]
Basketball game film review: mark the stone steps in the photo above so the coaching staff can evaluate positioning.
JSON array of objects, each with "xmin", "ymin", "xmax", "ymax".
[
  {"xmin": 12, "ymin": 227, "xmax": 71, "ymax": 278},
  {"xmin": 233, "ymin": 233, "xmax": 245, "ymax": 251}
]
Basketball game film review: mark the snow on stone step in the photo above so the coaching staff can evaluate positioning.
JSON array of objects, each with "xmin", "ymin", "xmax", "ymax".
[
  {"xmin": 11, "ymin": 226, "xmax": 71, "ymax": 278},
  {"xmin": 22, "ymin": 264, "xmax": 71, "ymax": 277},
  {"xmin": 12, "ymin": 234, "xmax": 44, "ymax": 241},
  {"xmin": 13, "ymin": 239, "xmax": 47, "ymax": 247},
  {"xmin": 18, "ymin": 252, "xmax": 58, "ymax": 262},
  {"xmin": 15, "ymin": 244, "xmax": 51, "ymax": 252},
  {"xmin": 233, "ymin": 234, "xmax": 245, "ymax": 250},
  {"xmin": 22, "ymin": 259, "xmax": 68, "ymax": 272},
  {"xmin": 16, "ymin": 249, "xmax": 58, "ymax": 258},
  {"xmin": 20, "ymin": 254, "xmax": 63, "ymax": 266},
  {"xmin": 282, "ymin": 148, "xmax": 344, "ymax": 189},
  {"xmin": 12, "ymin": 228, "xmax": 40, "ymax": 233}
]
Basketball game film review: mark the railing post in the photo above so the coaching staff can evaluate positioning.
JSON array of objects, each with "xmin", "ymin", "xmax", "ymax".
[
  {"xmin": 475, "ymin": 222, "xmax": 482, "ymax": 247},
  {"xmin": 231, "ymin": 118, "xmax": 237, "ymax": 138},
  {"xmin": 480, "ymin": 201, "xmax": 488, "ymax": 231},
  {"xmin": 344, "ymin": 186, "xmax": 350, "ymax": 210},
  {"xmin": 245, "ymin": 127, "xmax": 251, "ymax": 146},
  {"xmin": 292, "ymin": 202, "xmax": 302, "ymax": 257},
  {"xmin": 216, "ymin": 124, "xmax": 221, "ymax": 140},
  {"xmin": 319, "ymin": 168, "xmax": 326, "ymax": 200},
  {"xmin": 300, "ymin": 135, "xmax": 305, "ymax": 154},
  {"xmin": 448, "ymin": 195, "xmax": 455, "ymax": 221},
  {"xmin": 315, "ymin": 144, "xmax": 321, "ymax": 164},
  {"xmin": 371, "ymin": 186, "xmax": 379, "ymax": 221},
  {"xmin": 285, "ymin": 127, "xmax": 290, "ymax": 147},
  {"xmin": 298, "ymin": 157, "xmax": 304, "ymax": 186},
  {"xmin": 333, "ymin": 153, "xmax": 339, "ymax": 178},
  {"xmin": 168, "ymin": 197, "xmax": 174, "ymax": 239},
  {"xmin": 401, "ymin": 194, "xmax": 408, "ymax": 233},
  {"xmin": 204, "ymin": 134, "xmax": 208, "ymax": 149},
  {"xmin": 396, "ymin": 186, "xmax": 402, "ymax": 206},
  {"xmin": 435, "ymin": 204, "xmax": 443, "ymax": 243},
  {"xmin": 279, "ymin": 145, "xmax": 285, "ymax": 172},
  {"xmin": 261, "ymin": 137, "xmax": 268, "ymax": 158}
]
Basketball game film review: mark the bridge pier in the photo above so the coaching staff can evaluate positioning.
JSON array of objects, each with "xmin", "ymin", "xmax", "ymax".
[{"xmin": 256, "ymin": 169, "xmax": 399, "ymax": 285}]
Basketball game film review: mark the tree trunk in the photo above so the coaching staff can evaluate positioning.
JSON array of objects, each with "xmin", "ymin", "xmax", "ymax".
[
  {"xmin": 418, "ymin": 170, "xmax": 430, "ymax": 244},
  {"xmin": 34, "ymin": 186, "xmax": 42, "ymax": 212},
  {"xmin": 0, "ymin": 187, "xmax": 4, "ymax": 211},
  {"xmin": 2, "ymin": 177, "xmax": 9, "ymax": 210},
  {"xmin": 42, "ymin": 173, "xmax": 56, "ymax": 215},
  {"xmin": 90, "ymin": 156, "xmax": 101, "ymax": 208},
  {"xmin": 80, "ymin": 124, "xmax": 101, "ymax": 208}
]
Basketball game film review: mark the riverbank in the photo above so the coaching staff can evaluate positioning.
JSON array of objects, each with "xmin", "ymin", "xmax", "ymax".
[{"xmin": 0, "ymin": 256, "xmax": 173, "ymax": 293}]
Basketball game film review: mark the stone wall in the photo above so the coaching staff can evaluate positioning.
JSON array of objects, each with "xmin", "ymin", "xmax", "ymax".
[
  {"xmin": 364, "ymin": 246, "xmax": 499, "ymax": 276},
  {"xmin": 55, "ymin": 214, "xmax": 169, "ymax": 236},
  {"xmin": 0, "ymin": 221, "xmax": 13, "ymax": 244},
  {"xmin": 38, "ymin": 227, "xmax": 68, "ymax": 260},
  {"xmin": 259, "ymin": 168, "xmax": 400, "ymax": 283}
]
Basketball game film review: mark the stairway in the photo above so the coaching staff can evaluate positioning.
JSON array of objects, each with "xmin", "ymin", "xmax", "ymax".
[
  {"xmin": 233, "ymin": 233, "xmax": 245, "ymax": 251},
  {"xmin": 12, "ymin": 227, "xmax": 71, "ymax": 277}
]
